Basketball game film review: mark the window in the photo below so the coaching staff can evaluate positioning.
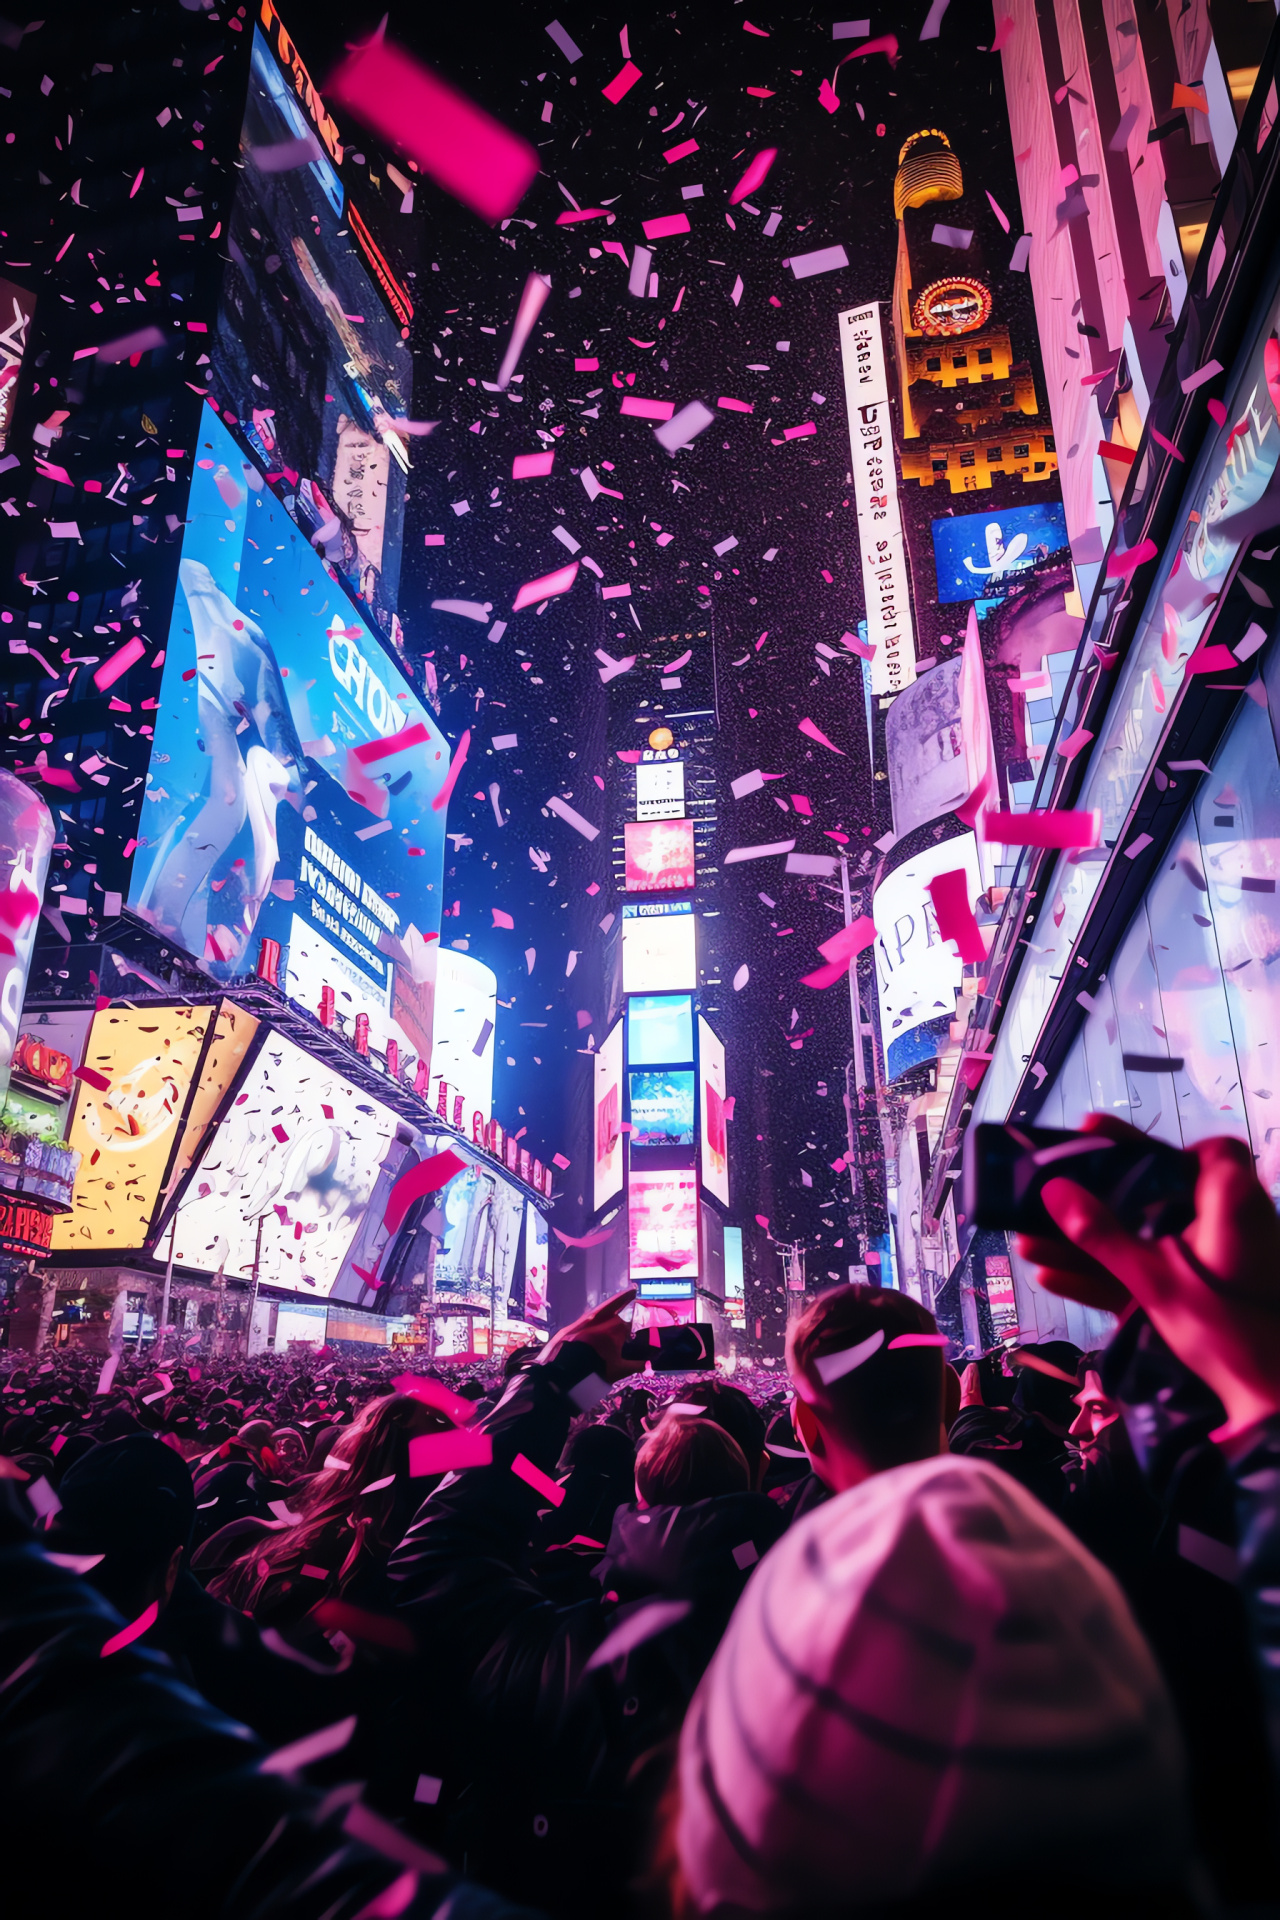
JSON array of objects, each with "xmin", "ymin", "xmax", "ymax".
[
  {"xmin": 1044, "ymin": 434, "xmax": 1056, "ymax": 453},
  {"xmin": 925, "ymin": 355, "xmax": 942, "ymax": 372},
  {"xmin": 998, "ymin": 390, "xmax": 1014, "ymax": 405},
  {"xmin": 952, "ymin": 353, "xmax": 968, "ymax": 368},
  {"xmin": 980, "ymin": 372, "xmax": 993, "ymax": 382},
  {"xmin": 986, "ymin": 447, "xmax": 1002, "ymax": 462},
  {"xmin": 1013, "ymin": 442, "xmax": 1030, "ymax": 459},
  {"xmin": 931, "ymin": 458, "xmax": 948, "ymax": 473},
  {"xmin": 1033, "ymin": 461, "xmax": 1046, "ymax": 472},
  {"xmin": 959, "ymin": 450, "xmax": 976, "ymax": 468},
  {"xmin": 977, "ymin": 347, "xmax": 993, "ymax": 364}
]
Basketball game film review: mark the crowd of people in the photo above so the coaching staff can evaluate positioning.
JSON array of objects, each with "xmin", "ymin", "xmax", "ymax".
[{"xmin": 3, "ymin": 1117, "xmax": 1280, "ymax": 1917}]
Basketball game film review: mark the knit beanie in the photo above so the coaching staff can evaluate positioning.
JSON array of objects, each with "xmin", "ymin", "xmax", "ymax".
[{"xmin": 677, "ymin": 1453, "xmax": 1187, "ymax": 1912}]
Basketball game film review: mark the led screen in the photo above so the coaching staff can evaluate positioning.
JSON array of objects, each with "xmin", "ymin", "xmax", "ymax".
[
  {"xmin": 724, "ymin": 1224, "xmax": 746, "ymax": 1327},
  {"xmin": 621, "ymin": 902, "xmax": 696, "ymax": 994},
  {"xmin": 171, "ymin": 1030, "xmax": 411, "ymax": 1297},
  {"xmin": 524, "ymin": 1202, "xmax": 549, "ymax": 1323},
  {"xmin": 129, "ymin": 410, "xmax": 450, "ymax": 1013},
  {"xmin": 627, "ymin": 993, "xmax": 694, "ymax": 1066},
  {"xmin": 698, "ymin": 1015, "xmax": 729, "ymax": 1206},
  {"xmin": 624, "ymin": 818, "xmax": 696, "ymax": 892},
  {"xmin": 635, "ymin": 760, "xmax": 685, "ymax": 820},
  {"xmin": 873, "ymin": 832, "xmax": 981, "ymax": 1082},
  {"xmin": 593, "ymin": 1019, "xmax": 624, "ymax": 1211},
  {"xmin": 52, "ymin": 1005, "xmax": 218, "ymax": 1252},
  {"xmin": 629, "ymin": 1168, "xmax": 699, "ymax": 1282},
  {"xmin": 930, "ymin": 502, "xmax": 1069, "ymax": 603},
  {"xmin": 429, "ymin": 948, "xmax": 498, "ymax": 1129},
  {"xmin": 629, "ymin": 1070, "xmax": 695, "ymax": 1146},
  {"xmin": 212, "ymin": 26, "xmax": 414, "ymax": 631}
]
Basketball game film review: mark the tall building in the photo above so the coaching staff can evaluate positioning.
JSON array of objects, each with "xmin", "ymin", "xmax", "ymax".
[{"xmin": 0, "ymin": 2, "xmax": 554, "ymax": 1359}]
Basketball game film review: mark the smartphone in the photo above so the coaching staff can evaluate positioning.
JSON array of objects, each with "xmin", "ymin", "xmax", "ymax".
[
  {"xmin": 963, "ymin": 1123, "xmax": 1197, "ymax": 1240},
  {"xmin": 621, "ymin": 1322, "xmax": 716, "ymax": 1370}
]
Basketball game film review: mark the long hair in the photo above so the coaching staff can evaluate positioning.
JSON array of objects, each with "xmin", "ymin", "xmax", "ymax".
[{"xmin": 209, "ymin": 1391, "xmax": 451, "ymax": 1617}]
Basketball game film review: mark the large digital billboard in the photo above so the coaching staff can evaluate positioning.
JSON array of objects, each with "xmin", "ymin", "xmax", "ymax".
[
  {"xmin": 629, "ymin": 1168, "xmax": 699, "ymax": 1282},
  {"xmin": 430, "ymin": 949, "xmax": 498, "ymax": 1130},
  {"xmin": 524, "ymin": 1201, "xmax": 549, "ymax": 1324},
  {"xmin": 129, "ymin": 410, "xmax": 450, "ymax": 1019},
  {"xmin": 698, "ymin": 1015, "xmax": 729, "ymax": 1207},
  {"xmin": 930, "ymin": 503, "xmax": 1069, "ymax": 603},
  {"xmin": 211, "ymin": 26, "xmax": 414, "ymax": 632},
  {"xmin": 873, "ymin": 832, "xmax": 982, "ymax": 1082},
  {"xmin": 593, "ymin": 1019, "xmax": 624, "ymax": 1211},
  {"xmin": 171, "ymin": 1030, "xmax": 412, "ymax": 1296},
  {"xmin": 629, "ymin": 1070, "xmax": 695, "ymax": 1146},
  {"xmin": 636, "ymin": 760, "xmax": 685, "ymax": 820},
  {"xmin": 627, "ymin": 993, "xmax": 694, "ymax": 1066},
  {"xmin": 622, "ymin": 902, "xmax": 697, "ymax": 994},
  {"xmin": 624, "ymin": 819, "xmax": 696, "ymax": 892}
]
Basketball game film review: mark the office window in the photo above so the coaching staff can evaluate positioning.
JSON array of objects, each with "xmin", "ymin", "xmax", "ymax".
[
  {"xmin": 977, "ymin": 347, "xmax": 993, "ymax": 364},
  {"xmin": 931, "ymin": 458, "xmax": 948, "ymax": 473},
  {"xmin": 952, "ymin": 353, "xmax": 968, "ymax": 368},
  {"xmin": 1044, "ymin": 434, "xmax": 1056, "ymax": 453},
  {"xmin": 1013, "ymin": 442, "xmax": 1030, "ymax": 458},
  {"xmin": 986, "ymin": 447, "xmax": 1002, "ymax": 462},
  {"xmin": 925, "ymin": 355, "xmax": 942, "ymax": 372},
  {"xmin": 959, "ymin": 450, "xmax": 976, "ymax": 467}
]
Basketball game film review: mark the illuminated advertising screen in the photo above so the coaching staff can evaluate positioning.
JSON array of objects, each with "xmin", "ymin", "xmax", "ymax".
[
  {"xmin": 129, "ymin": 410, "xmax": 450, "ymax": 1013},
  {"xmin": 0, "ymin": 276, "xmax": 35, "ymax": 456},
  {"xmin": 724, "ymin": 1224, "xmax": 746, "ymax": 1328},
  {"xmin": 430, "ymin": 948, "xmax": 498, "ymax": 1130},
  {"xmin": 593, "ymin": 1019, "xmax": 624, "ymax": 1210},
  {"xmin": 212, "ymin": 25, "xmax": 414, "ymax": 631},
  {"xmin": 873, "ymin": 832, "xmax": 981, "ymax": 1081},
  {"xmin": 524, "ymin": 1201, "xmax": 549, "ymax": 1323},
  {"xmin": 627, "ymin": 993, "xmax": 694, "ymax": 1066},
  {"xmin": 629, "ymin": 1168, "xmax": 699, "ymax": 1282},
  {"xmin": 629, "ymin": 1070, "xmax": 695, "ymax": 1146},
  {"xmin": 171, "ymin": 1031, "xmax": 411, "ymax": 1297},
  {"xmin": 931, "ymin": 503, "xmax": 1069, "ymax": 604},
  {"xmin": 636, "ymin": 760, "xmax": 685, "ymax": 820},
  {"xmin": 53, "ymin": 1005, "xmax": 223, "ymax": 1252},
  {"xmin": 622, "ymin": 901, "xmax": 696, "ymax": 994},
  {"xmin": 883, "ymin": 656, "xmax": 969, "ymax": 840},
  {"xmin": 697, "ymin": 1015, "xmax": 729, "ymax": 1207},
  {"xmin": 624, "ymin": 819, "xmax": 696, "ymax": 892}
]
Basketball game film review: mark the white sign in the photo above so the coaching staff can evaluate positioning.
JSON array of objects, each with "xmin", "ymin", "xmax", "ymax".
[
  {"xmin": 873, "ymin": 831, "xmax": 980, "ymax": 1071},
  {"xmin": 839, "ymin": 303, "xmax": 916, "ymax": 697},
  {"xmin": 593, "ymin": 1019, "xmax": 624, "ymax": 1212},
  {"xmin": 636, "ymin": 760, "xmax": 686, "ymax": 820}
]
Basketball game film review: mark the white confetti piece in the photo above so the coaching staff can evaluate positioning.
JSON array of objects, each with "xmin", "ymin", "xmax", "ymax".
[{"xmin": 788, "ymin": 244, "xmax": 849, "ymax": 279}]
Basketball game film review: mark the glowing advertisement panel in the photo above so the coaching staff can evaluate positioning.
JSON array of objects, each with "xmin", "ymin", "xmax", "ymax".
[
  {"xmin": 724, "ymin": 1224, "xmax": 746, "ymax": 1328},
  {"xmin": 213, "ymin": 26, "xmax": 413, "ymax": 631},
  {"xmin": 130, "ymin": 410, "xmax": 450, "ymax": 1009},
  {"xmin": 627, "ymin": 994, "xmax": 694, "ymax": 1066},
  {"xmin": 697, "ymin": 1015, "xmax": 729, "ymax": 1207},
  {"xmin": 593, "ymin": 1019, "xmax": 624, "ymax": 1211},
  {"xmin": 53, "ymin": 1006, "xmax": 217, "ymax": 1252},
  {"xmin": 429, "ymin": 948, "xmax": 498, "ymax": 1130},
  {"xmin": 629, "ymin": 1070, "xmax": 695, "ymax": 1146},
  {"xmin": 524, "ymin": 1201, "xmax": 549, "ymax": 1323},
  {"xmin": 839, "ymin": 303, "xmax": 915, "ymax": 696},
  {"xmin": 622, "ymin": 901, "xmax": 696, "ymax": 994},
  {"xmin": 624, "ymin": 819, "xmax": 695, "ymax": 892},
  {"xmin": 629, "ymin": 1168, "xmax": 699, "ymax": 1282},
  {"xmin": 636, "ymin": 760, "xmax": 685, "ymax": 820},
  {"xmin": 931, "ymin": 503, "xmax": 1069, "ymax": 604},
  {"xmin": 873, "ymin": 832, "xmax": 982, "ymax": 1082},
  {"xmin": 172, "ymin": 1031, "xmax": 408, "ymax": 1297}
]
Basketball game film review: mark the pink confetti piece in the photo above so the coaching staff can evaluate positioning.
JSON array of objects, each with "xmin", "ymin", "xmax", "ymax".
[
  {"xmin": 586, "ymin": 1597, "xmax": 692, "ymax": 1669},
  {"xmin": 129, "ymin": 167, "xmax": 144, "ymax": 198},
  {"xmin": 982, "ymin": 807, "xmax": 1101, "ymax": 849},
  {"xmin": 409, "ymin": 1428, "xmax": 493, "ymax": 1475},
  {"xmin": 431, "ymin": 727, "xmax": 472, "ymax": 813},
  {"xmin": 818, "ymin": 77, "xmax": 840, "ymax": 112},
  {"xmin": 513, "ymin": 560, "xmax": 579, "ymax": 612},
  {"xmin": 717, "ymin": 396, "xmax": 754, "ymax": 412},
  {"xmin": 927, "ymin": 868, "xmax": 986, "ymax": 963},
  {"xmin": 1185, "ymin": 643, "xmax": 1238, "ymax": 676},
  {"xmin": 556, "ymin": 208, "xmax": 614, "ymax": 225},
  {"xmin": 643, "ymin": 212, "xmax": 690, "ymax": 239},
  {"xmin": 988, "ymin": 15, "xmax": 1015, "ymax": 51},
  {"xmin": 724, "ymin": 838, "xmax": 796, "ymax": 864},
  {"xmin": 887, "ymin": 1333, "xmax": 950, "ymax": 1348},
  {"xmin": 985, "ymin": 189, "xmax": 1010, "ymax": 232},
  {"xmin": 603, "ymin": 60, "xmax": 643, "ymax": 103},
  {"xmin": 546, "ymin": 794, "xmax": 601, "ymax": 839},
  {"xmin": 261, "ymin": 1717, "xmax": 358, "ymax": 1774},
  {"xmin": 743, "ymin": 18, "xmax": 770, "ymax": 33},
  {"xmin": 492, "ymin": 907, "xmax": 515, "ymax": 929},
  {"xmin": 393, "ymin": 1374, "xmax": 477, "ymax": 1424},
  {"xmin": 1105, "ymin": 536, "xmax": 1157, "ymax": 578},
  {"xmin": 798, "ymin": 716, "xmax": 845, "ymax": 754},
  {"xmin": 512, "ymin": 1453, "xmax": 565, "ymax": 1505},
  {"xmin": 1180, "ymin": 359, "xmax": 1224, "ymax": 394},
  {"xmin": 575, "ymin": 356, "xmax": 599, "ymax": 370},
  {"xmin": 664, "ymin": 137, "xmax": 699, "ymax": 163},
  {"xmin": 553, "ymin": 1224, "xmax": 617, "ymax": 1250},
  {"xmin": 621, "ymin": 395, "xmax": 676, "ymax": 419},
  {"xmin": 328, "ymin": 34, "xmax": 538, "ymax": 223},
  {"xmin": 1150, "ymin": 428, "xmax": 1184, "ymax": 462},
  {"xmin": 817, "ymin": 916, "xmax": 877, "ymax": 968},
  {"xmin": 100, "ymin": 1601, "xmax": 159, "ymax": 1657},
  {"xmin": 512, "ymin": 450, "xmax": 555, "ymax": 479},
  {"xmin": 96, "ymin": 325, "xmax": 167, "ymax": 364},
  {"xmin": 384, "ymin": 1149, "xmax": 468, "ymax": 1235},
  {"xmin": 497, "ymin": 272, "xmax": 551, "ymax": 388},
  {"xmin": 729, "ymin": 147, "xmax": 777, "ymax": 204},
  {"xmin": 1206, "ymin": 397, "xmax": 1228, "ymax": 427},
  {"xmin": 1056, "ymin": 725, "xmax": 1094, "ymax": 759}
]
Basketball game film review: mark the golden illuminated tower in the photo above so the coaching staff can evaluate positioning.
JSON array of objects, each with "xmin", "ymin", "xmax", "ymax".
[{"xmin": 894, "ymin": 130, "xmax": 964, "ymax": 220}]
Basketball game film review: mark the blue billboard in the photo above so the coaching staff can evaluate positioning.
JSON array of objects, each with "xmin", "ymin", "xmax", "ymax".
[
  {"xmin": 930, "ymin": 502, "xmax": 1069, "ymax": 603},
  {"xmin": 626, "ymin": 993, "xmax": 694, "ymax": 1066},
  {"xmin": 629, "ymin": 1069, "xmax": 696, "ymax": 1146},
  {"xmin": 129, "ymin": 410, "xmax": 450, "ymax": 1035}
]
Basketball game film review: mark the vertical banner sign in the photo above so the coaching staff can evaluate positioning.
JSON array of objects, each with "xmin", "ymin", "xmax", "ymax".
[
  {"xmin": 0, "ymin": 278, "xmax": 36, "ymax": 456},
  {"xmin": 838, "ymin": 304, "xmax": 916, "ymax": 697}
]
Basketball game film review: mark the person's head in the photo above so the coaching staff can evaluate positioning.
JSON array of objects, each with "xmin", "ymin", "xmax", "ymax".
[
  {"xmin": 1070, "ymin": 1352, "xmax": 1122, "ymax": 1456},
  {"xmin": 503, "ymin": 1343, "xmax": 543, "ymax": 1379},
  {"xmin": 1010, "ymin": 1340, "xmax": 1083, "ymax": 1437},
  {"xmin": 270, "ymin": 1427, "xmax": 308, "ymax": 1477},
  {"xmin": 787, "ymin": 1285, "xmax": 946, "ymax": 1493},
  {"xmin": 233, "ymin": 1417, "xmax": 275, "ymax": 1466},
  {"xmin": 559, "ymin": 1418, "xmax": 635, "ymax": 1482},
  {"xmin": 659, "ymin": 1381, "xmax": 768, "ymax": 1489},
  {"xmin": 664, "ymin": 1454, "xmax": 1189, "ymax": 1917},
  {"xmin": 635, "ymin": 1412, "xmax": 750, "ymax": 1507},
  {"xmin": 48, "ymin": 1434, "xmax": 196, "ymax": 1621}
]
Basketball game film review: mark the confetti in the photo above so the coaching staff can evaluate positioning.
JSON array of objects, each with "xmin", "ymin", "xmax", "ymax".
[{"xmin": 408, "ymin": 1428, "xmax": 493, "ymax": 1475}]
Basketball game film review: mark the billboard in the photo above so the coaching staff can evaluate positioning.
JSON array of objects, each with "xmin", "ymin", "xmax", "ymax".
[
  {"xmin": 873, "ymin": 832, "xmax": 982, "ymax": 1081},
  {"xmin": 636, "ymin": 760, "xmax": 686, "ymax": 820},
  {"xmin": 931, "ymin": 503, "xmax": 1069, "ymax": 603},
  {"xmin": 627, "ymin": 993, "xmax": 694, "ymax": 1066},
  {"xmin": 212, "ymin": 26, "xmax": 413, "ymax": 631},
  {"xmin": 524, "ymin": 1201, "xmax": 549, "ymax": 1323},
  {"xmin": 593, "ymin": 1019, "xmax": 624, "ymax": 1210},
  {"xmin": 52, "ymin": 1005, "xmax": 221, "ymax": 1252},
  {"xmin": 698, "ymin": 1015, "xmax": 729, "ymax": 1206},
  {"xmin": 0, "ymin": 276, "xmax": 35, "ymax": 457},
  {"xmin": 724, "ymin": 1224, "xmax": 746, "ymax": 1328},
  {"xmin": 624, "ymin": 818, "xmax": 696, "ymax": 893},
  {"xmin": 430, "ymin": 948, "xmax": 498, "ymax": 1130},
  {"xmin": 629, "ymin": 1070, "xmax": 695, "ymax": 1146},
  {"xmin": 129, "ymin": 409, "xmax": 450, "ymax": 1008},
  {"xmin": 622, "ymin": 901, "xmax": 697, "ymax": 994},
  {"xmin": 171, "ymin": 1030, "xmax": 410, "ymax": 1296},
  {"xmin": 629, "ymin": 1168, "xmax": 699, "ymax": 1282},
  {"xmin": 839, "ymin": 303, "xmax": 916, "ymax": 696},
  {"xmin": 0, "ymin": 772, "xmax": 53, "ymax": 1105},
  {"xmin": 884, "ymin": 657, "xmax": 968, "ymax": 839}
]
